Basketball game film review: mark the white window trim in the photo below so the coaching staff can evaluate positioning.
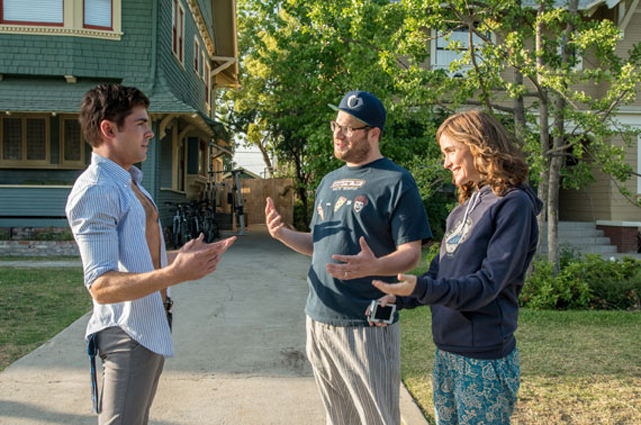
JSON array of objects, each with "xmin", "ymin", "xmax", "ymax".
[
  {"xmin": 194, "ymin": 36, "xmax": 200, "ymax": 74},
  {"xmin": 172, "ymin": 0, "xmax": 185, "ymax": 65},
  {"xmin": 0, "ymin": 0, "xmax": 122, "ymax": 40},
  {"xmin": 430, "ymin": 27, "xmax": 490, "ymax": 78},
  {"xmin": 201, "ymin": 50, "xmax": 206, "ymax": 81},
  {"xmin": 205, "ymin": 62, "xmax": 211, "ymax": 108}
]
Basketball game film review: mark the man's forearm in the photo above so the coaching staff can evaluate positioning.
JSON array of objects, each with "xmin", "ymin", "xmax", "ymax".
[
  {"xmin": 276, "ymin": 228, "xmax": 314, "ymax": 256},
  {"xmin": 372, "ymin": 241, "xmax": 422, "ymax": 276},
  {"xmin": 89, "ymin": 267, "xmax": 180, "ymax": 304}
]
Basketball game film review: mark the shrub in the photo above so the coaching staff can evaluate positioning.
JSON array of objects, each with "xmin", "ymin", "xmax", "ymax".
[
  {"xmin": 520, "ymin": 253, "xmax": 641, "ymax": 311},
  {"xmin": 520, "ymin": 259, "xmax": 592, "ymax": 309},
  {"xmin": 34, "ymin": 227, "xmax": 74, "ymax": 241}
]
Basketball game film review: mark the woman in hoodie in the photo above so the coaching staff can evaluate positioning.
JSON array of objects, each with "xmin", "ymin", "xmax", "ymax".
[{"xmin": 371, "ymin": 110, "xmax": 542, "ymax": 425}]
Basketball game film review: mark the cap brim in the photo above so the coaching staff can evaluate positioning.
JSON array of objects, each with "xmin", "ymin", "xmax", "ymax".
[{"xmin": 328, "ymin": 104, "xmax": 371, "ymax": 126}]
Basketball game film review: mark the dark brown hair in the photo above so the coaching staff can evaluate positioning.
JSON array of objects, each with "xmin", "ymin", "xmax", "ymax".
[
  {"xmin": 79, "ymin": 84, "xmax": 150, "ymax": 147},
  {"xmin": 436, "ymin": 110, "xmax": 529, "ymax": 204}
]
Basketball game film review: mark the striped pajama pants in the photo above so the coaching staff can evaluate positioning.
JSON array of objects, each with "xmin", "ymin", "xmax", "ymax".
[{"xmin": 306, "ymin": 317, "xmax": 401, "ymax": 425}]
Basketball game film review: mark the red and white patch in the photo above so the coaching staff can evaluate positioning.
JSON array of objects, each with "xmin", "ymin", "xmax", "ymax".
[{"xmin": 353, "ymin": 196, "xmax": 368, "ymax": 213}]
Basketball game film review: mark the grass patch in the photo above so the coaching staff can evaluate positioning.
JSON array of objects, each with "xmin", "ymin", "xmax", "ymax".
[
  {"xmin": 0, "ymin": 267, "xmax": 91, "ymax": 371},
  {"xmin": 0, "ymin": 255, "xmax": 80, "ymax": 262},
  {"xmin": 400, "ymin": 307, "xmax": 641, "ymax": 424}
]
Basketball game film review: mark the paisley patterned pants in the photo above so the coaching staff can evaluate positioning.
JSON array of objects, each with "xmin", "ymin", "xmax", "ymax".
[{"xmin": 433, "ymin": 348, "xmax": 520, "ymax": 425}]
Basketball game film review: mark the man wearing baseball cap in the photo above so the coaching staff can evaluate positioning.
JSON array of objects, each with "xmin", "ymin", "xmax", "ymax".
[{"xmin": 265, "ymin": 90, "xmax": 431, "ymax": 424}]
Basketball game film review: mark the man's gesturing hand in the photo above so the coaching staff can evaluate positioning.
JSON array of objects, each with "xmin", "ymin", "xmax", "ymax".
[
  {"xmin": 265, "ymin": 197, "xmax": 285, "ymax": 240},
  {"xmin": 372, "ymin": 273, "xmax": 417, "ymax": 297},
  {"xmin": 326, "ymin": 237, "xmax": 378, "ymax": 280},
  {"xmin": 171, "ymin": 235, "xmax": 236, "ymax": 281}
]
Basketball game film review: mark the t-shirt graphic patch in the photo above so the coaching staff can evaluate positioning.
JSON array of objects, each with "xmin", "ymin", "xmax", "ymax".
[
  {"xmin": 334, "ymin": 196, "xmax": 347, "ymax": 212},
  {"xmin": 353, "ymin": 196, "xmax": 368, "ymax": 213},
  {"xmin": 331, "ymin": 179, "xmax": 366, "ymax": 191},
  {"xmin": 317, "ymin": 200, "xmax": 324, "ymax": 221},
  {"xmin": 444, "ymin": 217, "xmax": 473, "ymax": 255}
]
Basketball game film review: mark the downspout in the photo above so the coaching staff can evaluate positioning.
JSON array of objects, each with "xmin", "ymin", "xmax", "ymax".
[
  {"xmin": 149, "ymin": 0, "xmax": 159, "ymax": 200},
  {"xmin": 149, "ymin": 0, "xmax": 158, "ymax": 95}
]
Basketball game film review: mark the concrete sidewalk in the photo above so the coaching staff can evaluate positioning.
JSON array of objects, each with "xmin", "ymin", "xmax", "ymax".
[{"xmin": 0, "ymin": 226, "xmax": 427, "ymax": 425}]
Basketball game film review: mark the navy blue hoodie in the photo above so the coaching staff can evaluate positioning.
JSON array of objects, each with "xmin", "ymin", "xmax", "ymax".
[{"xmin": 397, "ymin": 184, "xmax": 542, "ymax": 359}]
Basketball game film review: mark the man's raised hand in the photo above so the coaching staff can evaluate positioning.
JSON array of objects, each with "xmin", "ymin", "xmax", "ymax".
[
  {"xmin": 265, "ymin": 197, "xmax": 285, "ymax": 240},
  {"xmin": 326, "ymin": 237, "xmax": 378, "ymax": 280}
]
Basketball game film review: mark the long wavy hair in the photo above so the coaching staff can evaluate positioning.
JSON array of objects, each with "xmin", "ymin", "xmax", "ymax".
[{"xmin": 436, "ymin": 110, "xmax": 529, "ymax": 204}]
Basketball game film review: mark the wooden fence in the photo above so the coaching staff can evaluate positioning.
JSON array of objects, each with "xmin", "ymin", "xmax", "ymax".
[{"xmin": 221, "ymin": 178, "xmax": 295, "ymax": 227}]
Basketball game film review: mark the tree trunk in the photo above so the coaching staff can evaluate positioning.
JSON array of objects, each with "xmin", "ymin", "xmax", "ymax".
[
  {"xmin": 535, "ymin": 4, "xmax": 550, "ymax": 260},
  {"xmin": 257, "ymin": 138, "xmax": 274, "ymax": 178},
  {"xmin": 513, "ymin": 70, "xmax": 527, "ymax": 143},
  {"xmin": 548, "ymin": 0, "xmax": 578, "ymax": 271},
  {"xmin": 293, "ymin": 152, "xmax": 308, "ymax": 227}
]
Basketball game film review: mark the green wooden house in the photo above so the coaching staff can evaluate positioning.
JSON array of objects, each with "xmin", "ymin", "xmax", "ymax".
[{"xmin": 0, "ymin": 0, "xmax": 238, "ymax": 231}]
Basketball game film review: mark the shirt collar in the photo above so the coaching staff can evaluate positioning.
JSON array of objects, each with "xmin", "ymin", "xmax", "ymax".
[{"xmin": 91, "ymin": 152, "xmax": 144, "ymax": 185}]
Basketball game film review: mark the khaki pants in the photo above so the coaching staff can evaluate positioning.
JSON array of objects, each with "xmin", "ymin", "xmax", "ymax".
[
  {"xmin": 97, "ymin": 327, "xmax": 165, "ymax": 425},
  {"xmin": 306, "ymin": 317, "xmax": 401, "ymax": 425}
]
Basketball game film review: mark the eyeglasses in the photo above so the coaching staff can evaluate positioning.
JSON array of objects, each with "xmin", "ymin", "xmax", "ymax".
[{"xmin": 330, "ymin": 121, "xmax": 371, "ymax": 137}]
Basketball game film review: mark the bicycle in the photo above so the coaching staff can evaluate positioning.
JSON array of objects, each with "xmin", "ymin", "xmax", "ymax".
[
  {"xmin": 166, "ymin": 202, "xmax": 193, "ymax": 248},
  {"xmin": 198, "ymin": 200, "xmax": 220, "ymax": 243}
]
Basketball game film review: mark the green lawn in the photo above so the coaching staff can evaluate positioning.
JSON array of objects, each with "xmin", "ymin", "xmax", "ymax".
[
  {"xmin": 0, "ymin": 255, "xmax": 80, "ymax": 261},
  {"xmin": 400, "ymin": 307, "xmax": 641, "ymax": 424},
  {"xmin": 0, "ymin": 267, "xmax": 91, "ymax": 371}
]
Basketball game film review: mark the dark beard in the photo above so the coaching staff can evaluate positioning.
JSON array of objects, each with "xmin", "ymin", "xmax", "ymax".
[{"xmin": 335, "ymin": 138, "xmax": 371, "ymax": 164}]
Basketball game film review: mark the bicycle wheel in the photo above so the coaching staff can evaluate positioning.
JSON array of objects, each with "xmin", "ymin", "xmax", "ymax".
[
  {"xmin": 203, "ymin": 219, "xmax": 218, "ymax": 243},
  {"xmin": 172, "ymin": 218, "xmax": 180, "ymax": 248},
  {"xmin": 180, "ymin": 220, "xmax": 191, "ymax": 246}
]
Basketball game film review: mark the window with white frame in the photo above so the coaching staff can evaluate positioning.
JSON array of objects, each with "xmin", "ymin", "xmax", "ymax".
[
  {"xmin": 172, "ymin": 0, "xmax": 185, "ymax": 64},
  {"xmin": 201, "ymin": 51, "xmax": 206, "ymax": 80},
  {"xmin": 194, "ymin": 37, "xmax": 200, "ymax": 74},
  {"xmin": 1, "ymin": 0, "xmax": 63, "ymax": 25},
  {"xmin": 0, "ymin": 116, "xmax": 49, "ymax": 166},
  {"xmin": 431, "ymin": 27, "xmax": 484, "ymax": 76},
  {"xmin": 205, "ymin": 62, "xmax": 211, "ymax": 107},
  {"xmin": 0, "ymin": 0, "xmax": 121, "ymax": 39},
  {"xmin": 84, "ymin": 0, "xmax": 112, "ymax": 29}
]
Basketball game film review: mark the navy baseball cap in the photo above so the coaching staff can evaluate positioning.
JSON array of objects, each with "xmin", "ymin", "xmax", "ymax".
[{"xmin": 329, "ymin": 90, "xmax": 386, "ymax": 131}]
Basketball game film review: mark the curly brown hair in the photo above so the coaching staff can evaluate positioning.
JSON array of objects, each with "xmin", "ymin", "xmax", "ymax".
[
  {"xmin": 436, "ymin": 110, "xmax": 529, "ymax": 204},
  {"xmin": 79, "ymin": 84, "xmax": 150, "ymax": 147}
]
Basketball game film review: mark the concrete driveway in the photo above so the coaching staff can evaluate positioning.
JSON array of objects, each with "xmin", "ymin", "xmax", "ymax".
[{"xmin": 0, "ymin": 226, "xmax": 426, "ymax": 425}]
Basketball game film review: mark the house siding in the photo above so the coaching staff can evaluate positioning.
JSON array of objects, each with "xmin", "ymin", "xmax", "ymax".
[
  {"xmin": 0, "ymin": 0, "xmax": 153, "ymax": 88},
  {"xmin": 559, "ymin": 131, "xmax": 641, "ymax": 223},
  {"xmin": 158, "ymin": 0, "xmax": 210, "ymax": 115}
]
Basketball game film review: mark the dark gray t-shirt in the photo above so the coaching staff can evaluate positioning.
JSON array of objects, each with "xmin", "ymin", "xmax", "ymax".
[{"xmin": 306, "ymin": 157, "xmax": 432, "ymax": 326}]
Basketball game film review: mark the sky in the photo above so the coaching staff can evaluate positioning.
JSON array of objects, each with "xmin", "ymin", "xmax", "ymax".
[{"xmin": 233, "ymin": 144, "xmax": 270, "ymax": 177}]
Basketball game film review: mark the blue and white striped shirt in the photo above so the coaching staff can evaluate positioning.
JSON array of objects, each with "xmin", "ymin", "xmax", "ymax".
[{"xmin": 66, "ymin": 153, "xmax": 173, "ymax": 357}]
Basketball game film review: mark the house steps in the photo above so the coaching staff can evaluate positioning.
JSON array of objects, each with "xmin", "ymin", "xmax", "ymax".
[{"xmin": 540, "ymin": 221, "xmax": 618, "ymax": 255}]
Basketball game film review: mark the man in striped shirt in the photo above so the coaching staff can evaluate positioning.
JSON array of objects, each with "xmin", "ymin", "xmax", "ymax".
[{"xmin": 66, "ymin": 83, "xmax": 235, "ymax": 425}]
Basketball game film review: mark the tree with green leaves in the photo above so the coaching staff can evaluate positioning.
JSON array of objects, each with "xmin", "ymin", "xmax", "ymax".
[
  {"xmin": 220, "ymin": 0, "xmax": 447, "ymax": 227},
  {"xmin": 221, "ymin": 0, "xmax": 640, "ymax": 269},
  {"xmin": 390, "ymin": 0, "xmax": 641, "ymax": 270}
]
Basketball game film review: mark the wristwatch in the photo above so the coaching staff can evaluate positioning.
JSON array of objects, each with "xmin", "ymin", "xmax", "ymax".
[{"xmin": 164, "ymin": 297, "xmax": 174, "ymax": 311}]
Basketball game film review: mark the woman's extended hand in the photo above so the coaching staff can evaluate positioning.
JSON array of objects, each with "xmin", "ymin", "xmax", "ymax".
[{"xmin": 372, "ymin": 273, "xmax": 417, "ymax": 297}]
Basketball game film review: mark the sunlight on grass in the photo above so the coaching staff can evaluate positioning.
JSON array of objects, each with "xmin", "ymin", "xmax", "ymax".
[
  {"xmin": 0, "ymin": 267, "xmax": 91, "ymax": 371},
  {"xmin": 400, "ymin": 307, "xmax": 641, "ymax": 424}
]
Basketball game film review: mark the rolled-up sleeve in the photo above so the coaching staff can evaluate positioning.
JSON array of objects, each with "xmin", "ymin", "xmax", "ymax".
[{"xmin": 66, "ymin": 183, "xmax": 121, "ymax": 288}]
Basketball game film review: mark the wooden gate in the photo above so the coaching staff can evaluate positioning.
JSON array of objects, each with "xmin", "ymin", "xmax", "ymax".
[{"xmin": 222, "ymin": 178, "xmax": 295, "ymax": 227}]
